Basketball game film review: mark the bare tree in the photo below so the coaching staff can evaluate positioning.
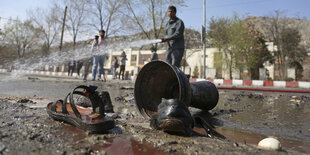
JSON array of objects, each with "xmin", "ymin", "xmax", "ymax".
[
  {"xmin": 55, "ymin": 0, "xmax": 89, "ymax": 48},
  {"xmin": 124, "ymin": 0, "xmax": 185, "ymax": 49},
  {"xmin": 88, "ymin": 0, "xmax": 124, "ymax": 37},
  {"xmin": 1, "ymin": 19, "xmax": 40, "ymax": 58},
  {"xmin": 28, "ymin": 6, "xmax": 62, "ymax": 55}
]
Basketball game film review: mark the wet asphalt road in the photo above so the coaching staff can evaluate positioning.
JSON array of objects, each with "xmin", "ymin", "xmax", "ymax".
[
  {"xmin": 0, "ymin": 73, "xmax": 133, "ymax": 104},
  {"xmin": 0, "ymin": 72, "xmax": 310, "ymax": 154}
]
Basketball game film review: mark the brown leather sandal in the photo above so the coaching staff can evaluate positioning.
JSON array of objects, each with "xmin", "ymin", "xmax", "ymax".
[{"xmin": 46, "ymin": 85, "xmax": 114, "ymax": 133}]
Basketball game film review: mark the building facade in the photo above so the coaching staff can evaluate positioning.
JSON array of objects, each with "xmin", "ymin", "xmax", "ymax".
[{"xmin": 99, "ymin": 44, "xmax": 309, "ymax": 81}]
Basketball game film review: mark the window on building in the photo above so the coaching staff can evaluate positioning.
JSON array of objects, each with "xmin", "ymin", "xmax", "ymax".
[{"xmin": 131, "ymin": 55, "xmax": 137, "ymax": 66}]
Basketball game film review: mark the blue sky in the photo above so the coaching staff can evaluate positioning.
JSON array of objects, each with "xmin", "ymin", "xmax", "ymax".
[
  {"xmin": 180, "ymin": 0, "xmax": 309, "ymax": 30},
  {"xmin": 0, "ymin": 0, "xmax": 49, "ymax": 19},
  {"xmin": 0, "ymin": 0, "xmax": 309, "ymax": 31}
]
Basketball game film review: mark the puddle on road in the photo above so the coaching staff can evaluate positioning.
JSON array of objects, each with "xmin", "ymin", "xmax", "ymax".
[
  {"xmin": 193, "ymin": 125, "xmax": 310, "ymax": 153},
  {"xmin": 90, "ymin": 137, "xmax": 166, "ymax": 155},
  {"xmin": 215, "ymin": 127, "xmax": 310, "ymax": 153},
  {"xmin": 58, "ymin": 125, "xmax": 87, "ymax": 143},
  {"xmin": 58, "ymin": 125, "xmax": 167, "ymax": 154},
  {"xmin": 215, "ymin": 90, "xmax": 310, "ymax": 153}
]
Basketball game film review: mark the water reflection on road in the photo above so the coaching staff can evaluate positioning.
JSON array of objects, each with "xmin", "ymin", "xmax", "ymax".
[
  {"xmin": 58, "ymin": 125, "xmax": 166, "ymax": 155},
  {"xmin": 213, "ymin": 90, "xmax": 310, "ymax": 153}
]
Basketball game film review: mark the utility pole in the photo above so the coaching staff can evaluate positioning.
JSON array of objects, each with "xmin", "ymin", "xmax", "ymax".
[
  {"xmin": 59, "ymin": 6, "xmax": 67, "ymax": 52},
  {"xmin": 202, "ymin": 0, "xmax": 206, "ymax": 78},
  {"xmin": 57, "ymin": 6, "xmax": 67, "ymax": 72}
]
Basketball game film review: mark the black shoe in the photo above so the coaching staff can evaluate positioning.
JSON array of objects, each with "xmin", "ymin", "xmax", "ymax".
[{"xmin": 150, "ymin": 98, "xmax": 194, "ymax": 136}]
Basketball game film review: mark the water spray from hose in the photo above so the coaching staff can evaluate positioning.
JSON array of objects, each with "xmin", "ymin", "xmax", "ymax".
[{"xmin": 3, "ymin": 39, "xmax": 164, "ymax": 81}]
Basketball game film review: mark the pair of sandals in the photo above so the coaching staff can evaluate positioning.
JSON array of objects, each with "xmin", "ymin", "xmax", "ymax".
[
  {"xmin": 46, "ymin": 85, "xmax": 114, "ymax": 133},
  {"xmin": 150, "ymin": 98, "xmax": 226, "ymax": 139}
]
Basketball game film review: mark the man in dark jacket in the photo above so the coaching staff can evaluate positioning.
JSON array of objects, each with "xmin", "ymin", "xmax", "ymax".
[
  {"xmin": 68, "ymin": 60, "xmax": 75, "ymax": 76},
  {"xmin": 162, "ymin": 6, "xmax": 184, "ymax": 68}
]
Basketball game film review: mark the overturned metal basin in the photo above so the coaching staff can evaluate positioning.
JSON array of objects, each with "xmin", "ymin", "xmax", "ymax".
[{"xmin": 134, "ymin": 60, "xmax": 219, "ymax": 118}]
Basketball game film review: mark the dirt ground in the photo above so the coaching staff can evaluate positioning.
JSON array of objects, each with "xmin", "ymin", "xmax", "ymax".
[{"xmin": 0, "ymin": 74, "xmax": 308, "ymax": 154}]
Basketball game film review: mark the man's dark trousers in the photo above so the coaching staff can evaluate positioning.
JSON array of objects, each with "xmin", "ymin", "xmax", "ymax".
[{"xmin": 166, "ymin": 48, "xmax": 184, "ymax": 68}]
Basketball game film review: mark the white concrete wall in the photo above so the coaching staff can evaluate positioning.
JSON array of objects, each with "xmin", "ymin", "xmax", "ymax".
[
  {"xmin": 185, "ymin": 48, "xmax": 219, "ymax": 78},
  {"xmin": 232, "ymin": 68, "xmax": 240, "ymax": 79},
  {"xmin": 264, "ymin": 61, "xmax": 274, "ymax": 80},
  {"xmin": 264, "ymin": 42, "xmax": 276, "ymax": 80},
  {"xmin": 105, "ymin": 49, "xmax": 166, "ymax": 74},
  {"xmin": 287, "ymin": 68, "xmax": 296, "ymax": 80},
  {"xmin": 206, "ymin": 68, "xmax": 216, "ymax": 79}
]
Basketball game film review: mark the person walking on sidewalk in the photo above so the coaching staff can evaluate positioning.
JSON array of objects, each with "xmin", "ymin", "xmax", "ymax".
[
  {"xmin": 76, "ymin": 60, "xmax": 83, "ymax": 77},
  {"xmin": 89, "ymin": 35, "xmax": 99, "ymax": 80},
  {"xmin": 68, "ymin": 60, "xmax": 75, "ymax": 76},
  {"xmin": 82, "ymin": 57, "xmax": 92, "ymax": 82},
  {"xmin": 91, "ymin": 30, "xmax": 107, "ymax": 81},
  {"xmin": 161, "ymin": 6, "xmax": 185, "ymax": 68},
  {"xmin": 119, "ymin": 51, "xmax": 127, "ymax": 80},
  {"xmin": 112, "ymin": 57, "xmax": 119, "ymax": 79}
]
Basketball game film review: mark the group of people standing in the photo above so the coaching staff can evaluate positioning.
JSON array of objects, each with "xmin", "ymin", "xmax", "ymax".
[
  {"xmin": 89, "ymin": 30, "xmax": 107, "ymax": 82},
  {"xmin": 68, "ymin": 5, "xmax": 184, "ymax": 82},
  {"xmin": 67, "ymin": 60, "xmax": 83, "ymax": 77},
  {"xmin": 68, "ymin": 29, "xmax": 128, "ymax": 81},
  {"xmin": 112, "ymin": 51, "xmax": 127, "ymax": 80},
  {"xmin": 68, "ymin": 30, "xmax": 108, "ymax": 82},
  {"xmin": 85, "ymin": 30, "xmax": 128, "ymax": 81}
]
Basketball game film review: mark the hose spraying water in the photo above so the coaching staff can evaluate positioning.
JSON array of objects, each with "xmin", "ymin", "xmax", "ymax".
[{"xmin": 2, "ymin": 39, "xmax": 164, "ymax": 81}]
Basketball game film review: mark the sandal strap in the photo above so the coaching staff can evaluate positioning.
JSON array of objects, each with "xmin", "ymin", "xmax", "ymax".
[
  {"xmin": 51, "ymin": 99, "xmax": 63, "ymax": 112},
  {"xmin": 63, "ymin": 90, "xmax": 87, "ymax": 116},
  {"xmin": 69, "ymin": 90, "xmax": 82, "ymax": 118},
  {"xmin": 67, "ymin": 85, "xmax": 105, "ymax": 119},
  {"xmin": 74, "ymin": 85, "xmax": 105, "ymax": 115},
  {"xmin": 62, "ymin": 94, "xmax": 70, "ymax": 114}
]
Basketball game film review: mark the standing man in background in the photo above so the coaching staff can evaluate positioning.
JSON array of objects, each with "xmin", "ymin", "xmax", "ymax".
[
  {"xmin": 119, "ymin": 51, "xmax": 127, "ymax": 80},
  {"xmin": 76, "ymin": 60, "xmax": 83, "ymax": 77},
  {"xmin": 68, "ymin": 59, "xmax": 75, "ymax": 76},
  {"xmin": 84, "ymin": 35, "xmax": 99, "ymax": 82},
  {"xmin": 162, "ymin": 6, "xmax": 185, "ymax": 68},
  {"xmin": 112, "ymin": 57, "xmax": 119, "ymax": 79},
  {"xmin": 91, "ymin": 30, "xmax": 107, "ymax": 81}
]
